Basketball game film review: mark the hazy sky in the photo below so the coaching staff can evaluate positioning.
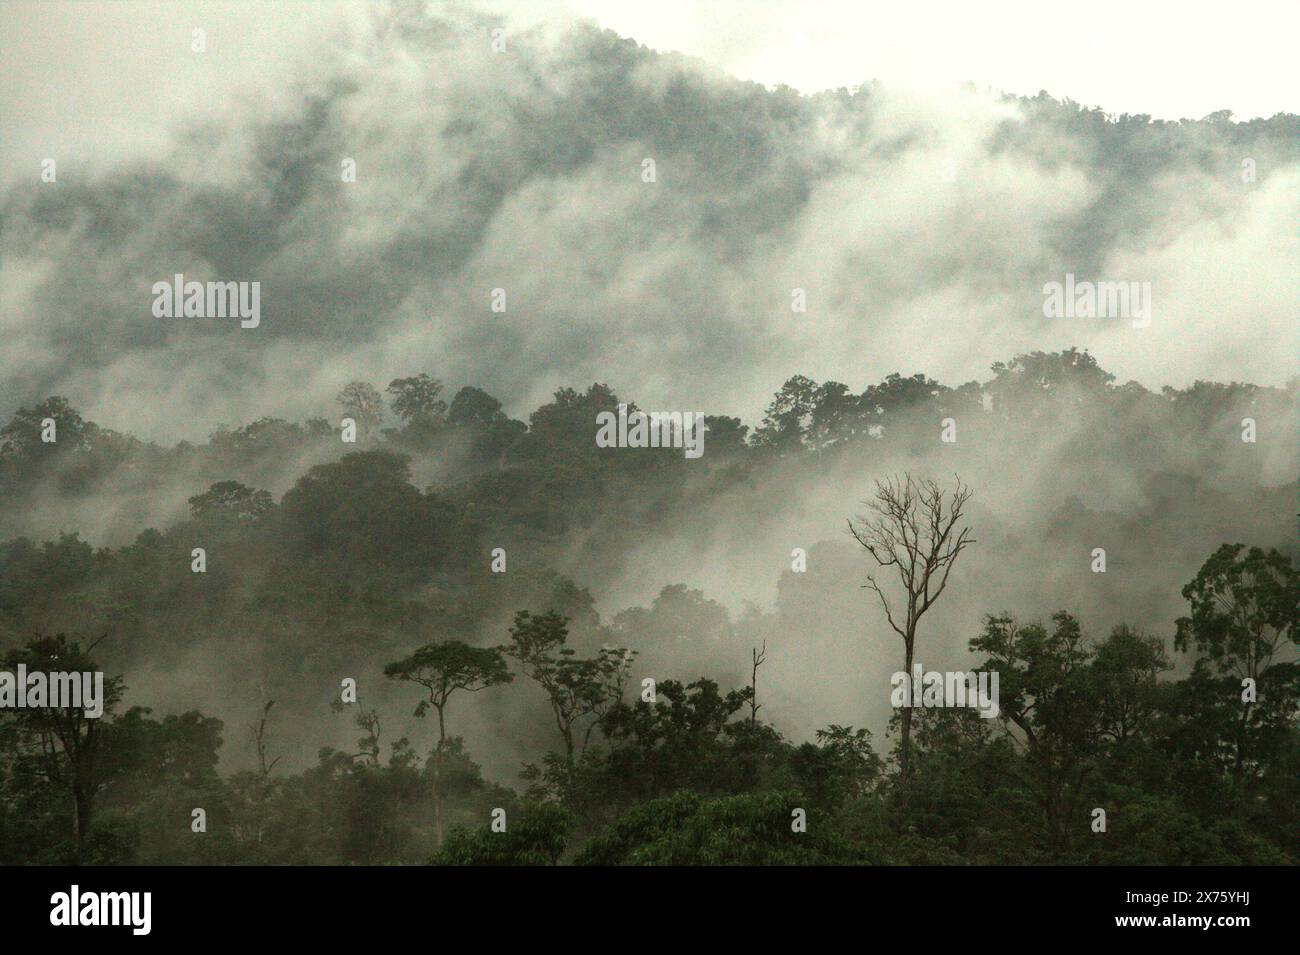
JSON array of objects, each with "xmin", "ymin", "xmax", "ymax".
[
  {"xmin": 3, "ymin": 0, "xmax": 1296, "ymax": 173},
  {"xmin": 498, "ymin": 0, "xmax": 1300, "ymax": 120}
]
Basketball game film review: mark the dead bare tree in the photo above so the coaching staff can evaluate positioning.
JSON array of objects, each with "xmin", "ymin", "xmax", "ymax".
[
  {"xmin": 251, "ymin": 700, "xmax": 280, "ymax": 779},
  {"xmin": 848, "ymin": 474, "xmax": 975, "ymax": 777},
  {"xmin": 245, "ymin": 699, "xmax": 281, "ymax": 850},
  {"xmin": 749, "ymin": 641, "xmax": 767, "ymax": 725}
]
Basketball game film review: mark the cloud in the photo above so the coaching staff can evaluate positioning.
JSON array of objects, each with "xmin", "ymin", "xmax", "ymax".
[{"xmin": 0, "ymin": 0, "xmax": 1293, "ymax": 448}]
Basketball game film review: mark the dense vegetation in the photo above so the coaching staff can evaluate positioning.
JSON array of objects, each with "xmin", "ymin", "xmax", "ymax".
[{"xmin": 0, "ymin": 349, "xmax": 1295, "ymax": 865}]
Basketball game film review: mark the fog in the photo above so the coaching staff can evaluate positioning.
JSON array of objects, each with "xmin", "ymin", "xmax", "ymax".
[
  {"xmin": 2, "ymin": 2, "xmax": 1294, "ymax": 442},
  {"xmin": 0, "ymin": 1, "xmax": 1295, "ymax": 785}
]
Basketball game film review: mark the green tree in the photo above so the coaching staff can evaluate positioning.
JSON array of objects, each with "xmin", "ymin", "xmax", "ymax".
[
  {"xmin": 386, "ymin": 374, "xmax": 447, "ymax": 422},
  {"xmin": 789, "ymin": 725, "xmax": 883, "ymax": 807},
  {"xmin": 385, "ymin": 641, "xmax": 513, "ymax": 846},
  {"xmin": 446, "ymin": 386, "xmax": 504, "ymax": 428},
  {"xmin": 504, "ymin": 610, "xmax": 634, "ymax": 775},
  {"xmin": 187, "ymin": 480, "xmax": 273, "ymax": 521},
  {"xmin": 752, "ymin": 375, "xmax": 820, "ymax": 451},
  {"xmin": 594, "ymin": 677, "xmax": 754, "ymax": 804},
  {"xmin": 969, "ymin": 612, "xmax": 1097, "ymax": 854},
  {"xmin": 0, "ymin": 396, "xmax": 93, "ymax": 459},
  {"xmin": 336, "ymin": 381, "xmax": 384, "ymax": 441},
  {"xmin": 433, "ymin": 803, "xmax": 571, "ymax": 866},
  {"xmin": 0, "ymin": 634, "xmax": 124, "ymax": 862},
  {"xmin": 278, "ymin": 451, "xmax": 456, "ymax": 573},
  {"xmin": 1091, "ymin": 624, "xmax": 1169, "ymax": 748},
  {"xmin": 1175, "ymin": 544, "xmax": 1299, "ymax": 778}
]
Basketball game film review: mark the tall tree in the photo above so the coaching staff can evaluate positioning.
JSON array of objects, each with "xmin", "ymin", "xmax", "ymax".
[
  {"xmin": 385, "ymin": 641, "xmax": 512, "ymax": 846},
  {"xmin": 503, "ymin": 610, "xmax": 634, "ymax": 774},
  {"xmin": 336, "ymin": 381, "xmax": 384, "ymax": 442},
  {"xmin": 0, "ymin": 396, "xmax": 93, "ymax": 460},
  {"xmin": 386, "ymin": 374, "xmax": 447, "ymax": 422},
  {"xmin": 1091, "ymin": 624, "xmax": 1169, "ymax": 747},
  {"xmin": 1175, "ymin": 544, "xmax": 1299, "ymax": 777},
  {"xmin": 748, "ymin": 641, "xmax": 767, "ymax": 726},
  {"xmin": 0, "ymin": 634, "xmax": 123, "ymax": 862},
  {"xmin": 970, "ymin": 612, "xmax": 1099, "ymax": 853},
  {"xmin": 446, "ymin": 386, "xmax": 505, "ymax": 428},
  {"xmin": 848, "ymin": 474, "xmax": 975, "ymax": 777},
  {"xmin": 753, "ymin": 375, "xmax": 821, "ymax": 451}
]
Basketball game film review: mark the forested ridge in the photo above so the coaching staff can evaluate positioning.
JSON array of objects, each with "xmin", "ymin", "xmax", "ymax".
[{"xmin": 0, "ymin": 348, "xmax": 1295, "ymax": 865}]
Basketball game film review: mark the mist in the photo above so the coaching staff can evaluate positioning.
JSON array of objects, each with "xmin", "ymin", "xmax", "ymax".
[{"xmin": 0, "ymin": 1, "xmax": 1295, "ymax": 869}]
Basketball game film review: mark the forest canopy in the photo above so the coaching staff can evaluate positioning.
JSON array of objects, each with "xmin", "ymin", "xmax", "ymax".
[{"xmin": 0, "ymin": 349, "xmax": 1295, "ymax": 865}]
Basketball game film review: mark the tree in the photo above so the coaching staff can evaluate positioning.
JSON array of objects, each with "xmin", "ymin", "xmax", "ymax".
[
  {"xmin": 503, "ymin": 610, "xmax": 634, "ymax": 775},
  {"xmin": 860, "ymin": 372, "xmax": 949, "ymax": 417},
  {"xmin": 748, "ymin": 642, "xmax": 766, "ymax": 725},
  {"xmin": 384, "ymin": 641, "xmax": 512, "ymax": 846},
  {"xmin": 1175, "ymin": 544, "xmax": 1300, "ymax": 777},
  {"xmin": 86, "ymin": 706, "xmax": 228, "ymax": 864},
  {"xmin": 0, "ymin": 634, "xmax": 124, "ymax": 862},
  {"xmin": 187, "ymin": 480, "xmax": 273, "ymax": 521},
  {"xmin": 446, "ymin": 386, "xmax": 505, "ymax": 428},
  {"xmin": 386, "ymin": 374, "xmax": 447, "ymax": 423},
  {"xmin": 848, "ymin": 474, "xmax": 975, "ymax": 777},
  {"xmin": 573, "ymin": 790, "xmax": 850, "ymax": 865},
  {"xmin": 278, "ymin": 451, "xmax": 454, "ymax": 572},
  {"xmin": 969, "ymin": 612, "xmax": 1098, "ymax": 854},
  {"xmin": 520, "ymin": 384, "xmax": 620, "ymax": 460},
  {"xmin": 1175, "ymin": 545, "xmax": 1298, "ymax": 681},
  {"xmin": 986, "ymin": 348, "xmax": 1114, "ymax": 416},
  {"xmin": 0, "ymin": 396, "xmax": 93, "ymax": 460},
  {"xmin": 700, "ymin": 415, "xmax": 748, "ymax": 455},
  {"xmin": 807, "ymin": 381, "xmax": 864, "ymax": 449},
  {"xmin": 443, "ymin": 386, "xmax": 525, "ymax": 463},
  {"xmin": 789, "ymin": 725, "xmax": 883, "ymax": 807},
  {"xmin": 593, "ymin": 678, "xmax": 756, "ymax": 805},
  {"xmin": 336, "ymin": 381, "xmax": 384, "ymax": 441},
  {"xmin": 433, "ymin": 803, "xmax": 571, "ymax": 866},
  {"xmin": 1091, "ymin": 624, "xmax": 1169, "ymax": 747},
  {"xmin": 752, "ymin": 375, "xmax": 821, "ymax": 451},
  {"xmin": 251, "ymin": 700, "xmax": 280, "ymax": 780}
]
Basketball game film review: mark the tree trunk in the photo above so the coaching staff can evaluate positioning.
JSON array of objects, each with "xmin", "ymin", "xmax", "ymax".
[
  {"xmin": 554, "ymin": 703, "xmax": 576, "ymax": 773},
  {"xmin": 433, "ymin": 705, "xmax": 446, "ymax": 848},
  {"xmin": 562, "ymin": 729, "xmax": 575, "ymax": 772},
  {"xmin": 900, "ymin": 635, "xmax": 915, "ymax": 778},
  {"xmin": 1233, "ymin": 700, "xmax": 1252, "ymax": 778},
  {"xmin": 71, "ymin": 779, "xmax": 91, "ymax": 864}
]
